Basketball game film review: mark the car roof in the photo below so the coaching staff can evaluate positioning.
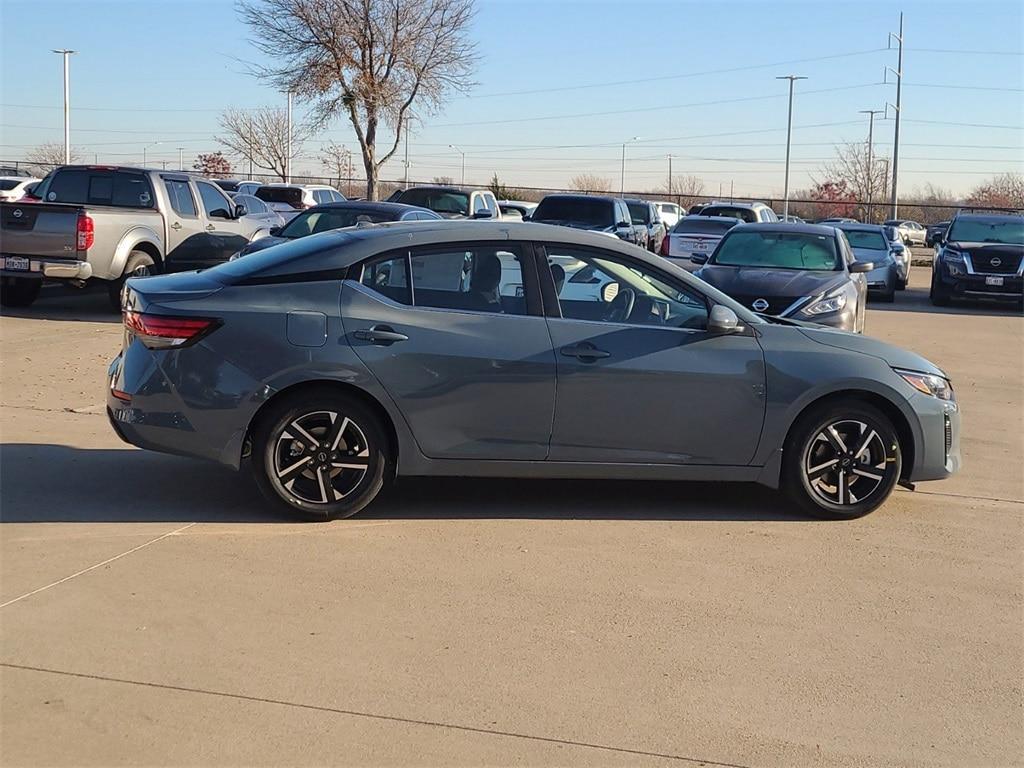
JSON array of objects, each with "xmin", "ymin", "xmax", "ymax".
[
  {"xmin": 0, "ymin": 175, "xmax": 38, "ymax": 182},
  {"xmin": 730, "ymin": 222, "xmax": 839, "ymax": 235},
  {"xmin": 953, "ymin": 212, "xmax": 1024, "ymax": 221},
  {"xmin": 677, "ymin": 215, "xmax": 741, "ymax": 224},
  {"xmin": 538, "ymin": 193, "xmax": 618, "ymax": 203},
  {"xmin": 834, "ymin": 222, "xmax": 886, "ymax": 232},
  {"xmin": 401, "ymin": 185, "xmax": 489, "ymax": 195},
  {"xmin": 301, "ymin": 201, "xmax": 436, "ymax": 215},
  {"xmin": 701, "ymin": 201, "xmax": 770, "ymax": 210}
]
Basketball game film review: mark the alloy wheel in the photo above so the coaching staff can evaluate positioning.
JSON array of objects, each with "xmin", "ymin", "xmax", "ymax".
[
  {"xmin": 803, "ymin": 419, "xmax": 894, "ymax": 506},
  {"xmin": 271, "ymin": 410, "xmax": 370, "ymax": 505}
]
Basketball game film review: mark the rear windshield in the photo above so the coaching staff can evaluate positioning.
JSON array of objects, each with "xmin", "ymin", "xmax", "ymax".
[
  {"xmin": 947, "ymin": 217, "xmax": 1024, "ymax": 245},
  {"xmin": 397, "ymin": 188, "xmax": 469, "ymax": 216},
  {"xmin": 0, "ymin": 180, "xmax": 21, "ymax": 191},
  {"xmin": 213, "ymin": 179, "xmax": 239, "ymax": 192},
  {"xmin": 207, "ymin": 230, "xmax": 352, "ymax": 282},
  {"xmin": 532, "ymin": 197, "xmax": 614, "ymax": 226},
  {"xmin": 673, "ymin": 218, "xmax": 737, "ymax": 235},
  {"xmin": 700, "ymin": 205, "xmax": 758, "ymax": 223},
  {"xmin": 35, "ymin": 168, "xmax": 155, "ymax": 208},
  {"xmin": 839, "ymin": 229, "xmax": 888, "ymax": 251},
  {"xmin": 626, "ymin": 202, "xmax": 649, "ymax": 224},
  {"xmin": 255, "ymin": 187, "xmax": 303, "ymax": 206},
  {"xmin": 279, "ymin": 208, "xmax": 399, "ymax": 237},
  {"xmin": 713, "ymin": 231, "xmax": 840, "ymax": 271}
]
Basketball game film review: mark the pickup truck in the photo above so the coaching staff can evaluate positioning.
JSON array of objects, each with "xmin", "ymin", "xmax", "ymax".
[
  {"xmin": 0, "ymin": 166, "xmax": 275, "ymax": 309},
  {"xmin": 530, "ymin": 194, "xmax": 646, "ymax": 246}
]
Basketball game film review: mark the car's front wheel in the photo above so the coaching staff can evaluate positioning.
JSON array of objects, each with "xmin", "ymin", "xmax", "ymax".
[
  {"xmin": 930, "ymin": 268, "xmax": 951, "ymax": 307},
  {"xmin": 252, "ymin": 389, "xmax": 388, "ymax": 520},
  {"xmin": 783, "ymin": 402, "xmax": 902, "ymax": 519}
]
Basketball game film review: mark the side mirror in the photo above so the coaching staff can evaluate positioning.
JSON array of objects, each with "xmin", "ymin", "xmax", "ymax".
[
  {"xmin": 269, "ymin": 226, "xmax": 280, "ymax": 236},
  {"xmin": 849, "ymin": 261, "xmax": 874, "ymax": 273},
  {"xmin": 209, "ymin": 208, "xmax": 231, "ymax": 220},
  {"xmin": 690, "ymin": 253, "xmax": 709, "ymax": 265},
  {"xmin": 472, "ymin": 210, "xmax": 494, "ymax": 219},
  {"xmin": 934, "ymin": 232, "xmax": 945, "ymax": 245},
  {"xmin": 616, "ymin": 220, "xmax": 630, "ymax": 229},
  {"xmin": 601, "ymin": 282, "xmax": 620, "ymax": 303},
  {"xmin": 708, "ymin": 305, "xmax": 741, "ymax": 334},
  {"xmin": 234, "ymin": 203, "xmax": 247, "ymax": 218}
]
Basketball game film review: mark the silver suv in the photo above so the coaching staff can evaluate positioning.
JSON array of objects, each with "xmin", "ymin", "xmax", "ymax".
[{"xmin": 697, "ymin": 201, "xmax": 778, "ymax": 224}]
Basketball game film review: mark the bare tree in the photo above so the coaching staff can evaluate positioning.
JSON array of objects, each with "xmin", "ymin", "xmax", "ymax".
[
  {"xmin": 217, "ymin": 108, "xmax": 309, "ymax": 181},
  {"xmin": 26, "ymin": 142, "xmax": 80, "ymax": 172},
  {"xmin": 432, "ymin": 175, "xmax": 454, "ymax": 185},
  {"xmin": 814, "ymin": 142, "xmax": 889, "ymax": 222},
  {"xmin": 239, "ymin": 0, "xmax": 478, "ymax": 200},
  {"xmin": 968, "ymin": 173, "xmax": 1024, "ymax": 210},
  {"xmin": 319, "ymin": 141, "xmax": 355, "ymax": 186},
  {"xmin": 569, "ymin": 173, "xmax": 612, "ymax": 192},
  {"xmin": 660, "ymin": 174, "xmax": 705, "ymax": 210}
]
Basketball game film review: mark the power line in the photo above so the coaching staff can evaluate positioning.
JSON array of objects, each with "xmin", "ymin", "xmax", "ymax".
[
  {"xmin": 904, "ymin": 83, "xmax": 1024, "ymax": 92},
  {"xmin": 907, "ymin": 47, "xmax": 1024, "ymax": 55}
]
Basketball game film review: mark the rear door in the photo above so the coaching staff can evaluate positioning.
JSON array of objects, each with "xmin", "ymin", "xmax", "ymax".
[
  {"xmin": 538, "ymin": 242, "xmax": 766, "ymax": 466},
  {"xmin": 341, "ymin": 241, "xmax": 555, "ymax": 460}
]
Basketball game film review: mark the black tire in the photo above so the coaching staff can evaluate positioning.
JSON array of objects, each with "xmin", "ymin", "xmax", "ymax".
[
  {"xmin": 782, "ymin": 401, "xmax": 902, "ymax": 520},
  {"xmin": 107, "ymin": 250, "xmax": 158, "ymax": 311},
  {"xmin": 251, "ymin": 388, "xmax": 389, "ymax": 521},
  {"xmin": 896, "ymin": 277, "xmax": 907, "ymax": 291},
  {"xmin": 882, "ymin": 287, "xmax": 896, "ymax": 303},
  {"xmin": 0, "ymin": 277, "xmax": 41, "ymax": 308},
  {"xmin": 929, "ymin": 269, "xmax": 951, "ymax": 307}
]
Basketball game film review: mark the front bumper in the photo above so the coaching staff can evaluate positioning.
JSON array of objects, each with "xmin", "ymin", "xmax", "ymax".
[
  {"xmin": 0, "ymin": 256, "xmax": 93, "ymax": 281},
  {"xmin": 936, "ymin": 262, "xmax": 1023, "ymax": 301},
  {"xmin": 907, "ymin": 394, "xmax": 961, "ymax": 482}
]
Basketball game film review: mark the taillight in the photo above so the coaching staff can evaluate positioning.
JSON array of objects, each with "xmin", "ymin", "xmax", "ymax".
[
  {"xmin": 659, "ymin": 233, "xmax": 671, "ymax": 256},
  {"xmin": 123, "ymin": 311, "xmax": 219, "ymax": 349},
  {"xmin": 76, "ymin": 214, "xmax": 94, "ymax": 251}
]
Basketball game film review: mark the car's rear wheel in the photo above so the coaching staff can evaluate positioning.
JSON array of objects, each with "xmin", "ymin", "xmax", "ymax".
[
  {"xmin": 0, "ymin": 276, "xmax": 41, "ymax": 308},
  {"xmin": 107, "ymin": 250, "xmax": 158, "ymax": 311},
  {"xmin": 783, "ymin": 402, "xmax": 902, "ymax": 519},
  {"xmin": 252, "ymin": 389, "xmax": 388, "ymax": 521}
]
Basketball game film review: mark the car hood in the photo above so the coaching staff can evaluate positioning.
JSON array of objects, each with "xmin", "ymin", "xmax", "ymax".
[
  {"xmin": 798, "ymin": 326, "xmax": 946, "ymax": 378},
  {"xmin": 947, "ymin": 240, "xmax": 1023, "ymax": 254},
  {"xmin": 238, "ymin": 235, "xmax": 288, "ymax": 257},
  {"xmin": 697, "ymin": 265, "xmax": 848, "ymax": 299}
]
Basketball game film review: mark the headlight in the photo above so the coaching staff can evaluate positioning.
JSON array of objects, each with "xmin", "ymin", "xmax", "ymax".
[
  {"xmin": 942, "ymin": 247, "xmax": 964, "ymax": 264},
  {"xmin": 801, "ymin": 289, "xmax": 847, "ymax": 316},
  {"xmin": 228, "ymin": 251, "xmax": 242, "ymax": 261},
  {"xmin": 896, "ymin": 369, "xmax": 955, "ymax": 401}
]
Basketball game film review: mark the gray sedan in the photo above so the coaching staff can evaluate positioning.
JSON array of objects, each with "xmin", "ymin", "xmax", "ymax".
[
  {"xmin": 107, "ymin": 221, "xmax": 960, "ymax": 521},
  {"xmin": 835, "ymin": 223, "xmax": 899, "ymax": 302}
]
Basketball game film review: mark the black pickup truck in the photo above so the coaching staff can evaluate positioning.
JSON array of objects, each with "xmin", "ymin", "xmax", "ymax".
[{"xmin": 530, "ymin": 194, "xmax": 646, "ymax": 246}]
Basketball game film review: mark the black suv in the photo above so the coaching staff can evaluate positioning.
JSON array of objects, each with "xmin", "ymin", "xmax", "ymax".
[
  {"xmin": 531, "ymin": 194, "xmax": 644, "ymax": 245},
  {"xmin": 930, "ymin": 212, "xmax": 1023, "ymax": 306}
]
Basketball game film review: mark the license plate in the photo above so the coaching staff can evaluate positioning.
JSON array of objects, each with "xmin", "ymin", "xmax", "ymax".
[
  {"xmin": 3, "ymin": 256, "xmax": 29, "ymax": 271},
  {"xmin": 986, "ymin": 276, "xmax": 1004, "ymax": 287},
  {"xmin": 691, "ymin": 241, "xmax": 708, "ymax": 251}
]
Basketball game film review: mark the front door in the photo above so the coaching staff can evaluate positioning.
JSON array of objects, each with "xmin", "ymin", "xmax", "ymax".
[
  {"xmin": 540, "ymin": 243, "xmax": 766, "ymax": 465},
  {"xmin": 195, "ymin": 180, "xmax": 250, "ymax": 264},
  {"xmin": 161, "ymin": 177, "xmax": 207, "ymax": 272},
  {"xmin": 341, "ymin": 241, "xmax": 555, "ymax": 460}
]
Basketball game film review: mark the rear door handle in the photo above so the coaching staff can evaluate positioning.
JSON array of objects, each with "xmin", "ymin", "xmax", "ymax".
[
  {"xmin": 354, "ymin": 325, "xmax": 409, "ymax": 345},
  {"xmin": 205, "ymin": 224, "xmax": 215, "ymax": 231},
  {"xmin": 561, "ymin": 343, "xmax": 610, "ymax": 361},
  {"xmin": 170, "ymin": 222, "xmax": 182, "ymax": 230}
]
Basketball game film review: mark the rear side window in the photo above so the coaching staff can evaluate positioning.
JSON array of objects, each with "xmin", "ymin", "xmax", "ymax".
[
  {"xmin": 411, "ymin": 246, "xmax": 526, "ymax": 314},
  {"xmin": 533, "ymin": 197, "xmax": 614, "ymax": 227},
  {"xmin": 0, "ymin": 180, "xmax": 19, "ymax": 191},
  {"xmin": 40, "ymin": 168, "xmax": 155, "ymax": 208},
  {"xmin": 256, "ymin": 186, "xmax": 303, "ymax": 207},
  {"xmin": 360, "ymin": 253, "xmax": 410, "ymax": 305},
  {"xmin": 164, "ymin": 179, "xmax": 197, "ymax": 217}
]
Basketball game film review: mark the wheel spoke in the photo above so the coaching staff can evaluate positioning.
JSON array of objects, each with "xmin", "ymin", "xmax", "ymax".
[
  {"xmin": 807, "ymin": 458, "xmax": 839, "ymax": 480},
  {"xmin": 825, "ymin": 425, "xmax": 848, "ymax": 453},
  {"xmin": 854, "ymin": 428, "xmax": 878, "ymax": 458},
  {"xmin": 288, "ymin": 420, "xmax": 319, "ymax": 447},
  {"xmin": 315, "ymin": 465, "xmax": 331, "ymax": 504},
  {"xmin": 327, "ymin": 415, "xmax": 350, "ymax": 452},
  {"xmin": 853, "ymin": 466, "xmax": 884, "ymax": 481},
  {"xmin": 331, "ymin": 460, "xmax": 368, "ymax": 470},
  {"xmin": 837, "ymin": 469, "xmax": 848, "ymax": 505},
  {"xmin": 277, "ymin": 456, "xmax": 312, "ymax": 484}
]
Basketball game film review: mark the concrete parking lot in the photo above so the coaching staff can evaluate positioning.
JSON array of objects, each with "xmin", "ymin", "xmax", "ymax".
[{"xmin": 1, "ymin": 261, "xmax": 1022, "ymax": 767}]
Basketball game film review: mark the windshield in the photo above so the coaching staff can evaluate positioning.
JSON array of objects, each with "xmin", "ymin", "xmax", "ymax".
[
  {"xmin": 532, "ymin": 197, "xmax": 613, "ymax": 226},
  {"xmin": 839, "ymin": 229, "xmax": 888, "ymax": 250},
  {"xmin": 673, "ymin": 218, "xmax": 737, "ymax": 235},
  {"xmin": 700, "ymin": 205, "xmax": 758, "ymax": 223},
  {"xmin": 399, "ymin": 188, "xmax": 469, "ymax": 216},
  {"xmin": 712, "ymin": 230, "xmax": 840, "ymax": 270},
  {"xmin": 626, "ymin": 202, "xmax": 649, "ymax": 224},
  {"xmin": 279, "ymin": 208, "xmax": 396, "ymax": 237},
  {"xmin": 947, "ymin": 217, "xmax": 1024, "ymax": 245}
]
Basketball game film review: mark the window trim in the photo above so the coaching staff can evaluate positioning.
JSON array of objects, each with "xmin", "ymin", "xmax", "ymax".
[
  {"xmin": 534, "ymin": 242, "xmax": 711, "ymax": 329},
  {"xmin": 163, "ymin": 177, "xmax": 199, "ymax": 219}
]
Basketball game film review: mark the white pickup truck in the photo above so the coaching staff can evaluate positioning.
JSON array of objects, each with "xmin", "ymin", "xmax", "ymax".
[{"xmin": 0, "ymin": 166, "xmax": 275, "ymax": 309}]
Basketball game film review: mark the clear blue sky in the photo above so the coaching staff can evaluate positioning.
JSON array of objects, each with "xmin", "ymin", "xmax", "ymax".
[{"xmin": 1, "ymin": 0, "xmax": 1021, "ymax": 196}]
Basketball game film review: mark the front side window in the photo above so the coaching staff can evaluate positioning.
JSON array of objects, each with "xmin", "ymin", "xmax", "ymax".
[
  {"xmin": 410, "ymin": 245, "xmax": 526, "ymax": 314},
  {"xmin": 196, "ymin": 181, "xmax": 231, "ymax": 218},
  {"xmin": 712, "ymin": 231, "xmax": 840, "ymax": 271},
  {"xmin": 472, "ymin": 194, "xmax": 488, "ymax": 214},
  {"xmin": 545, "ymin": 246, "xmax": 708, "ymax": 330},
  {"xmin": 164, "ymin": 179, "xmax": 197, "ymax": 217},
  {"xmin": 234, "ymin": 194, "xmax": 266, "ymax": 213}
]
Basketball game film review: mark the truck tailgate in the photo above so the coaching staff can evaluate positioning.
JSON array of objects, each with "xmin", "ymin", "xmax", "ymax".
[{"xmin": 0, "ymin": 202, "xmax": 83, "ymax": 260}]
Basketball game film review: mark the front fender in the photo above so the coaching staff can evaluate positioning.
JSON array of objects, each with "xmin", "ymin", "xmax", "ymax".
[{"xmin": 108, "ymin": 227, "xmax": 164, "ymax": 280}]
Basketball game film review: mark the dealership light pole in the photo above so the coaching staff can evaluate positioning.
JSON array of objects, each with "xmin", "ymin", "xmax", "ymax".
[
  {"xmin": 886, "ymin": 12, "xmax": 904, "ymax": 218},
  {"xmin": 285, "ymin": 90, "xmax": 293, "ymax": 183},
  {"xmin": 667, "ymin": 154, "xmax": 675, "ymax": 196},
  {"xmin": 177, "ymin": 147, "xmax": 184, "ymax": 170},
  {"xmin": 448, "ymin": 144, "xmax": 465, "ymax": 185},
  {"xmin": 52, "ymin": 49, "xmax": 76, "ymax": 165},
  {"xmin": 620, "ymin": 136, "xmax": 639, "ymax": 197},
  {"xmin": 142, "ymin": 141, "xmax": 161, "ymax": 166},
  {"xmin": 860, "ymin": 109, "xmax": 883, "ymax": 222},
  {"xmin": 776, "ymin": 75, "xmax": 806, "ymax": 219}
]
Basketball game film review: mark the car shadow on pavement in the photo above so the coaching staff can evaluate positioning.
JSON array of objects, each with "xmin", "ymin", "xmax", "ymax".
[
  {"xmin": 3, "ymin": 284, "xmax": 121, "ymax": 324},
  {"xmin": 0, "ymin": 445, "xmax": 806, "ymax": 523}
]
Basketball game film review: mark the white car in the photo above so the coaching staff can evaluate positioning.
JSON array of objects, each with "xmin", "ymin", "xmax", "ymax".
[
  {"xmin": 884, "ymin": 219, "xmax": 927, "ymax": 247},
  {"xmin": 498, "ymin": 200, "xmax": 537, "ymax": 220},
  {"xmin": 653, "ymin": 201, "xmax": 682, "ymax": 229},
  {"xmin": 255, "ymin": 183, "xmax": 347, "ymax": 221},
  {"xmin": 659, "ymin": 215, "xmax": 741, "ymax": 270},
  {"xmin": 0, "ymin": 176, "xmax": 41, "ymax": 201}
]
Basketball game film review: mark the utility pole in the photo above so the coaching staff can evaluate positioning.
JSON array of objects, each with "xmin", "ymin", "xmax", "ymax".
[
  {"xmin": 449, "ymin": 144, "xmax": 465, "ymax": 185},
  {"xmin": 776, "ymin": 74, "xmax": 807, "ymax": 219},
  {"xmin": 285, "ymin": 90, "xmax": 293, "ymax": 183},
  {"xmin": 859, "ymin": 109, "xmax": 883, "ymax": 222},
  {"xmin": 620, "ymin": 136, "xmax": 639, "ymax": 197},
  {"xmin": 403, "ymin": 115, "xmax": 411, "ymax": 187},
  {"xmin": 887, "ymin": 12, "xmax": 904, "ymax": 218},
  {"xmin": 143, "ymin": 141, "xmax": 161, "ymax": 166},
  {"xmin": 667, "ymin": 154, "xmax": 674, "ymax": 196},
  {"xmin": 52, "ymin": 49, "xmax": 76, "ymax": 165},
  {"xmin": 177, "ymin": 147, "xmax": 184, "ymax": 170},
  {"xmin": 730, "ymin": 180, "xmax": 734, "ymax": 202}
]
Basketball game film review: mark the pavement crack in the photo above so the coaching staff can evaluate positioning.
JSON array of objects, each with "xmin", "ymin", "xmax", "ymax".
[{"xmin": 0, "ymin": 662, "xmax": 751, "ymax": 767}]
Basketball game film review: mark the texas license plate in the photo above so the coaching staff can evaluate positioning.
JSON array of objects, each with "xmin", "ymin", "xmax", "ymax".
[
  {"xmin": 3, "ymin": 256, "xmax": 29, "ymax": 271},
  {"xmin": 691, "ymin": 241, "xmax": 707, "ymax": 250},
  {"xmin": 986, "ymin": 276, "xmax": 1004, "ymax": 287}
]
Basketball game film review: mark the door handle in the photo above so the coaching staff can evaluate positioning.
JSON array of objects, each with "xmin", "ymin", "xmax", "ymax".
[
  {"xmin": 561, "ymin": 343, "xmax": 610, "ymax": 361},
  {"xmin": 353, "ymin": 325, "xmax": 409, "ymax": 345},
  {"xmin": 170, "ymin": 222, "xmax": 182, "ymax": 230},
  {"xmin": 205, "ymin": 224, "xmax": 215, "ymax": 231}
]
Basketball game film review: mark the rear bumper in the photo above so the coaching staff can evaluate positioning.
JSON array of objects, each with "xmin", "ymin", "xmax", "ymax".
[{"xmin": 0, "ymin": 256, "xmax": 92, "ymax": 281}]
